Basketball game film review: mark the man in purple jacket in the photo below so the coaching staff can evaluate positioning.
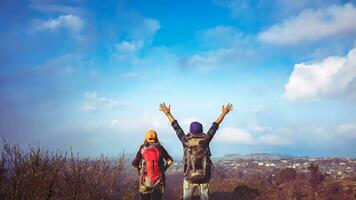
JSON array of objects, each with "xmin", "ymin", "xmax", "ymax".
[{"xmin": 159, "ymin": 103, "xmax": 233, "ymax": 200}]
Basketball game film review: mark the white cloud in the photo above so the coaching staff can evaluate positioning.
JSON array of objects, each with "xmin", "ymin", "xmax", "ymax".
[
  {"xmin": 81, "ymin": 92, "xmax": 127, "ymax": 111},
  {"xmin": 203, "ymin": 25, "xmax": 237, "ymax": 39},
  {"xmin": 215, "ymin": 127, "xmax": 290, "ymax": 146},
  {"xmin": 29, "ymin": 1, "xmax": 81, "ymax": 15},
  {"xmin": 213, "ymin": 0, "xmax": 273, "ymax": 19},
  {"xmin": 214, "ymin": 0, "xmax": 336, "ymax": 23},
  {"xmin": 284, "ymin": 47, "xmax": 356, "ymax": 102},
  {"xmin": 116, "ymin": 40, "xmax": 143, "ymax": 53},
  {"xmin": 181, "ymin": 48, "xmax": 235, "ymax": 70},
  {"xmin": 33, "ymin": 14, "xmax": 84, "ymax": 33},
  {"xmin": 246, "ymin": 117, "xmax": 273, "ymax": 133},
  {"xmin": 258, "ymin": 134, "xmax": 291, "ymax": 145},
  {"xmin": 111, "ymin": 114, "xmax": 171, "ymax": 134},
  {"xmin": 182, "ymin": 25, "xmax": 257, "ymax": 70},
  {"xmin": 215, "ymin": 127, "xmax": 255, "ymax": 144},
  {"xmin": 35, "ymin": 53, "xmax": 82, "ymax": 75},
  {"xmin": 248, "ymin": 125, "xmax": 272, "ymax": 133},
  {"xmin": 200, "ymin": 25, "xmax": 248, "ymax": 48},
  {"xmin": 129, "ymin": 17, "xmax": 160, "ymax": 41},
  {"xmin": 337, "ymin": 122, "xmax": 356, "ymax": 138},
  {"xmin": 258, "ymin": 4, "xmax": 356, "ymax": 44},
  {"xmin": 284, "ymin": 56, "xmax": 345, "ymax": 101},
  {"xmin": 142, "ymin": 18, "xmax": 161, "ymax": 37},
  {"xmin": 114, "ymin": 18, "xmax": 160, "ymax": 57}
]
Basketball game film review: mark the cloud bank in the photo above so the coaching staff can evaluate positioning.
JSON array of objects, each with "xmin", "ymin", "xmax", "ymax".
[
  {"xmin": 82, "ymin": 92, "xmax": 127, "ymax": 112},
  {"xmin": 259, "ymin": 4, "xmax": 356, "ymax": 44},
  {"xmin": 33, "ymin": 14, "xmax": 84, "ymax": 33},
  {"xmin": 284, "ymin": 47, "xmax": 356, "ymax": 102},
  {"xmin": 215, "ymin": 127, "xmax": 291, "ymax": 146}
]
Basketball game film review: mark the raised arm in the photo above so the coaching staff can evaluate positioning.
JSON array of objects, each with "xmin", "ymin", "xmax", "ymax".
[
  {"xmin": 159, "ymin": 103, "xmax": 186, "ymax": 143},
  {"xmin": 159, "ymin": 103, "xmax": 175, "ymax": 122},
  {"xmin": 215, "ymin": 103, "xmax": 233, "ymax": 125},
  {"xmin": 206, "ymin": 103, "xmax": 233, "ymax": 140}
]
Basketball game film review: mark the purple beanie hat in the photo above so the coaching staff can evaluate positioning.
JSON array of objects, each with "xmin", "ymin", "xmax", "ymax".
[{"xmin": 190, "ymin": 122, "xmax": 203, "ymax": 135}]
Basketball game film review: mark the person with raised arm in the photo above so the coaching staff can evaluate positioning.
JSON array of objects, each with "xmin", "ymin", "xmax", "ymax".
[{"xmin": 159, "ymin": 103, "xmax": 233, "ymax": 200}]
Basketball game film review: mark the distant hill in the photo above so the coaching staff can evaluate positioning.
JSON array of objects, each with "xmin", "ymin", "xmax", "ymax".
[{"xmin": 220, "ymin": 153, "xmax": 292, "ymax": 160}]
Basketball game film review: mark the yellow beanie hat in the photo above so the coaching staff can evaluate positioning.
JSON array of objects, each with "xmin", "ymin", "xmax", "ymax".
[{"xmin": 145, "ymin": 129, "xmax": 157, "ymax": 143}]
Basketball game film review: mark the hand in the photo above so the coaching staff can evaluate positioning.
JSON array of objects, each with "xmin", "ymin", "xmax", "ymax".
[
  {"xmin": 215, "ymin": 103, "xmax": 233, "ymax": 125},
  {"xmin": 164, "ymin": 159, "xmax": 173, "ymax": 171},
  {"xmin": 221, "ymin": 103, "xmax": 233, "ymax": 115},
  {"xmin": 159, "ymin": 103, "xmax": 171, "ymax": 114}
]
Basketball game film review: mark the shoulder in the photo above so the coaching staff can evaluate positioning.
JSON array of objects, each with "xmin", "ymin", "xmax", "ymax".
[
  {"xmin": 187, "ymin": 133, "xmax": 208, "ymax": 138},
  {"xmin": 182, "ymin": 134, "xmax": 190, "ymax": 141},
  {"xmin": 157, "ymin": 143, "xmax": 166, "ymax": 150},
  {"xmin": 139, "ymin": 144, "xmax": 148, "ymax": 152}
]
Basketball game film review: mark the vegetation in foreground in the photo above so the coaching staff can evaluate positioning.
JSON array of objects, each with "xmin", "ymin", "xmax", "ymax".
[{"xmin": 0, "ymin": 140, "xmax": 355, "ymax": 200}]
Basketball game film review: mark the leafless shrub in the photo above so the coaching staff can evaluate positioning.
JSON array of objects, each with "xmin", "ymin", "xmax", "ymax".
[
  {"xmin": 308, "ymin": 163, "xmax": 325, "ymax": 187},
  {"xmin": 0, "ymin": 139, "xmax": 131, "ymax": 199}
]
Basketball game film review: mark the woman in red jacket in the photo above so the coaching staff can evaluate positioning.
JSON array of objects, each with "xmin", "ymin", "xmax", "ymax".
[{"xmin": 132, "ymin": 130, "xmax": 173, "ymax": 200}]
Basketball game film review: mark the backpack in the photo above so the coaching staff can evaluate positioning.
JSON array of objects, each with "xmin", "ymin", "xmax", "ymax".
[
  {"xmin": 184, "ymin": 133, "xmax": 211, "ymax": 183},
  {"xmin": 140, "ymin": 143, "xmax": 162, "ymax": 188}
]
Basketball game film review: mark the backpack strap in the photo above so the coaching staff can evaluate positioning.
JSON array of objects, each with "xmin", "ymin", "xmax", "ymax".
[{"xmin": 202, "ymin": 153, "xmax": 207, "ymax": 176}]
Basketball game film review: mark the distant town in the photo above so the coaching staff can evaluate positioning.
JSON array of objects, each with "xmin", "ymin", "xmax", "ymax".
[{"xmin": 168, "ymin": 153, "xmax": 356, "ymax": 178}]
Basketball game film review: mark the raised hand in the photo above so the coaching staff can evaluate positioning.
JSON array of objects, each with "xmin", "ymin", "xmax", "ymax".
[
  {"xmin": 159, "ymin": 103, "xmax": 171, "ymax": 114},
  {"xmin": 160, "ymin": 103, "xmax": 175, "ymax": 122},
  {"xmin": 222, "ymin": 103, "xmax": 233, "ymax": 115},
  {"xmin": 215, "ymin": 103, "xmax": 233, "ymax": 125}
]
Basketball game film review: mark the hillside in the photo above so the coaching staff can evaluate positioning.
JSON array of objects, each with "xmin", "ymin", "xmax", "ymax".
[{"xmin": 0, "ymin": 141, "xmax": 355, "ymax": 199}]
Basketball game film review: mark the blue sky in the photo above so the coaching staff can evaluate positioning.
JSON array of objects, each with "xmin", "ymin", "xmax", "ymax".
[{"xmin": 1, "ymin": 0, "xmax": 356, "ymax": 158}]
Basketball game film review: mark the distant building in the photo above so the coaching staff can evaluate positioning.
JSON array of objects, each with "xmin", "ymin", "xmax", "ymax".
[
  {"xmin": 293, "ymin": 163, "xmax": 301, "ymax": 168},
  {"xmin": 266, "ymin": 163, "xmax": 275, "ymax": 167}
]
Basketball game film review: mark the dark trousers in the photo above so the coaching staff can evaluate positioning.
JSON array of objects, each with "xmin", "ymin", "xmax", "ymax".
[{"xmin": 140, "ymin": 189, "xmax": 163, "ymax": 200}]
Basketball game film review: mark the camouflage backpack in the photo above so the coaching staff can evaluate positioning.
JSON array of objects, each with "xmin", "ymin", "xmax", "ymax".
[{"xmin": 184, "ymin": 133, "xmax": 211, "ymax": 183}]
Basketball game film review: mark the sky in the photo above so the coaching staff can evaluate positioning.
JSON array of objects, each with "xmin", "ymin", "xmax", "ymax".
[{"xmin": 0, "ymin": 0, "xmax": 356, "ymax": 158}]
